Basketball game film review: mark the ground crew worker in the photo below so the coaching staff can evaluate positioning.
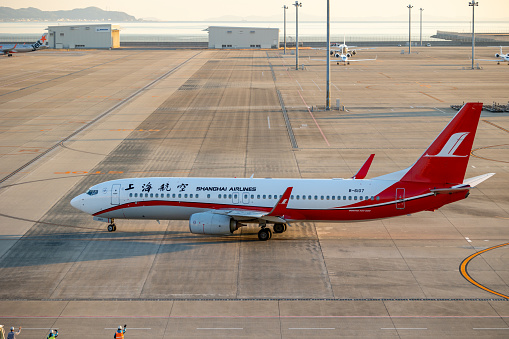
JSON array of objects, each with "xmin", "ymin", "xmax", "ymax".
[
  {"xmin": 114, "ymin": 325, "xmax": 126, "ymax": 338},
  {"xmin": 7, "ymin": 327, "xmax": 21, "ymax": 339},
  {"xmin": 46, "ymin": 329, "xmax": 57, "ymax": 338}
]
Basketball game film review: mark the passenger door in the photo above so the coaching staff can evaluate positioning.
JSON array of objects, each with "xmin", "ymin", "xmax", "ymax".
[{"xmin": 111, "ymin": 184, "xmax": 121, "ymax": 205}]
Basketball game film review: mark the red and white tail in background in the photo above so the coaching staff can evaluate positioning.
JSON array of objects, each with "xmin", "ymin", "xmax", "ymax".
[{"xmin": 400, "ymin": 102, "xmax": 483, "ymax": 185}]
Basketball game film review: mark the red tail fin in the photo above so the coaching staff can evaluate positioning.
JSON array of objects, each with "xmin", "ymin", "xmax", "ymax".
[{"xmin": 401, "ymin": 102, "xmax": 482, "ymax": 184}]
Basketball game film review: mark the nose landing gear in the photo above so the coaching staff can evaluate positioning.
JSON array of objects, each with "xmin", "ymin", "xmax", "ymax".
[{"xmin": 107, "ymin": 219, "xmax": 117, "ymax": 232}]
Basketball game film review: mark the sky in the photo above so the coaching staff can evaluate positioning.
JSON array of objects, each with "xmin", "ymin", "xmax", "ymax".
[{"xmin": 3, "ymin": 0, "xmax": 508, "ymax": 21}]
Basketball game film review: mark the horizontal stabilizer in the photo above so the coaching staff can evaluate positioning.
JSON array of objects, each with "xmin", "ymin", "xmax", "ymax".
[
  {"xmin": 463, "ymin": 173, "xmax": 495, "ymax": 187},
  {"xmin": 352, "ymin": 154, "xmax": 375, "ymax": 179}
]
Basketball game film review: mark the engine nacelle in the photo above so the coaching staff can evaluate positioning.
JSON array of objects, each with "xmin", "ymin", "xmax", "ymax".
[
  {"xmin": 495, "ymin": 53, "xmax": 501, "ymax": 58},
  {"xmin": 330, "ymin": 50, "xmax": 334, "ymax": 56},
  {"xmin": 352, "ymin": 50, "xmax": 357, "ymax": 55},
  {"xmin": 335, "ymin": 53, "xmax": 340, "ymax": 58},
  {"xmin": 189, "ymin": 212, "xmax": 239, "ymax": 235},
  {"xmin": 346, "ymin": 53, "xmax": 352, "ymax": 58}
]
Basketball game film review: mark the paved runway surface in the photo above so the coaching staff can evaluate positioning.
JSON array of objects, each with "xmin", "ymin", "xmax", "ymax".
[{"xmin": 0, "ymin": 47, "xmax": 508, "ymax": 337}]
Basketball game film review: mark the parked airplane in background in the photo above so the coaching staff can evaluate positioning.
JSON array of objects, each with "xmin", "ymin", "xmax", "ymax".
[
  {"xmin": 477, "ymin": 46, "xmax": 509, "ymax": 65},
  {"xmin": 0, "ymin": 33, "xmax": 48, "ymax": 57},
  {"xmin": 329, "ymin": 38, "xmax": 375, "ymax": 59},
  {"xmin": 71, "ymin": 103, "xmax": 493, "ymax": 241}
]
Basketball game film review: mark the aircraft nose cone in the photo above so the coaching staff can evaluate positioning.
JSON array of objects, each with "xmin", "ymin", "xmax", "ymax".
[{"xmin": 70, "ymin": 194, "xmax": 84, "ymax": 210}]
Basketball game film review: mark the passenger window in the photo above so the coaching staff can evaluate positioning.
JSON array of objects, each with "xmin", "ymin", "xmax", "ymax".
[
  {"xmin": 196, "ymin": 194, "xmax": 199, "ymax": 198},
  {"xmin": 228, "ymin": 194, "xmax": 232, "ymax": 199},
  {"xmin": 134, "ymin": 193, "xmax": 138, "ymax": 197},
  {"xmin": 184, "ymin": 194, "xmax": 188, "ymax": 198},
  {"xmin": 326, "ymin": 196, "xmax": 329, "ymax": 200},
  {"xmin": 268, "ymin": 195, "xmax": 272, "ymax": 199},
  {"xmin": 172, "ymin": 194, "xmax": 176, "ymax": 198},
  {"xmin": 145, "ymin": 193, "xmax": 148, "ymax": 198},
  {"xmin": 348, "ymin": 196, "xmax": 352, "ymax": 200},
  {"xmin": 343, "ymin": 196, "xmax": 347, "ymax": 200},
  {"xmin": 331, "ymin": 196, "xmax": 335, "ymax": 200},
  {"xmin": 218, "ymin": 194, "xmax": 222, "ymax": 198},
  {"xmin": 296, "ymin": 195, "xmax": 300, "ymax": 200},
  {"xmin": 376, "ymin": 196, "xmax": 380, "ymax": 201},
  {"xmin": 207, "ymin": 194, "xmax": 210, "ymax": 198},
  {"xmin": 190, "ymin": 194, "xmax": 193, "ymax": 198},
  {"xmin": 321, "ymin": 196, "xmax": 324, "ymax": 200},
  {"xmin": 354, "ymin": 196, "xmax": 357, "ymax": 200},
  {"xmin": 360, "ymin": 196, "xmax": 363, "ymax": 200},
  {"xmin": 129, "ymin": 193, "xmax": 132, "ymax": 197},
  {"xmin": 178, "ymin": 194, "xmax": 181, "ymax": 198},
  {"xmin": 308, "ymin": 195, "xmax": 312, "ymax": 200},
  {"xmin": 251, "ymin": 194, "xmax": 254, "ymax": 199},
  {"xmin": 263, "ymin": 195, "xmax": 266, "ymax": 199},
  {"xmin": 291, "ymin": 195, "xmax": 294, "ymax": 199},
  {"xmin": 150, "ymin": 193, "xmax": 153, "ymax": 198},
  {"xmin": 155, "ymin": 193, "xmax": 159, "ymax": 198},
  {"xmin": 365, "ymin": 196, "xmax": 368, "ymax": 200},
  {"xmin": 167, "ymin": 194, "xmax": 170, "ymax": 198},
  {"xmin": 303, "ymin": 195, "xmax": 306, "ymax": 200}
]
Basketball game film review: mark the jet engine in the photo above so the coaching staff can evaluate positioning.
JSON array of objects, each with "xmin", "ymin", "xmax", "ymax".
[
  {"xmin": 346, "ymin": 53, "xmax": 352, "ymax": 58},
  {"xmin": 352, "ymin": 50, "xmax": 357, "ymax": 55},
  {"xmin": 330, "ymin": 50, "xmax": 334, "ymax": 56},
  {"xmin": 495, "ymin": 53, "xmax": 500, "ymax": 58},
  {"xmin": 189, "ymin": 212, "xmax": 239, "ymax": 235},
  {"xmin": 335, "ymin": 53, "xmax": 340, "ymax": 58}
]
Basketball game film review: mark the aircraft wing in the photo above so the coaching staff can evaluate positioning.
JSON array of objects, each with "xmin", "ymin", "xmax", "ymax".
[
  {"xmin": 213, "ymin": 187, "xmax": 293, "ymax": 223},
  {"xmin": 476, "ymin": 59, "xmax": 504, "ymax": 62},
  {"xmin": 347, "ymin": 56, "xmax": 378, "ymax": 62},
  {"xmin": 1, "ymin": 44, "xmax": 16, "ymax": 53}
]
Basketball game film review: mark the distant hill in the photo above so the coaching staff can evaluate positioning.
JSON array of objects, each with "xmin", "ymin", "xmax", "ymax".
[{"xmin": 0, "ymin": 6, "xmax": 138, "ymax": 22}]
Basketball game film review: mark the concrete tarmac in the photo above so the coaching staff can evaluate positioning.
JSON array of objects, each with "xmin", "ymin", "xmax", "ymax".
[{"xmin": 0, "ymin": 47, "xmax": 508, "ymax": 338}]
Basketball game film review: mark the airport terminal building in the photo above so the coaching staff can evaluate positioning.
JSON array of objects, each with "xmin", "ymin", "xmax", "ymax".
[
  {"xmin": 46, "ymin": 24, "xmax": 120, "ymax": 49},
  {"xmin": 207, "ymin": 26, "xmax": 279, "ymax": 49}
]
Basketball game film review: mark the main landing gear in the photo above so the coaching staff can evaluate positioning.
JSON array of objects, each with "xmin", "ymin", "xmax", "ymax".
[
  {"xmin": 257, "ymin": 223, "xmax": 288, "ymax": 241},
  {"xmin": 107, "ymin": 219, "xmax": 117, "ymax": 232}
]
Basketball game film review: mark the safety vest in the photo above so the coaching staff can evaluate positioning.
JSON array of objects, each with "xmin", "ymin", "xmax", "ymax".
[{"xmin": 115, "ymin": 332, "xmax": 124, "ymax": 339}]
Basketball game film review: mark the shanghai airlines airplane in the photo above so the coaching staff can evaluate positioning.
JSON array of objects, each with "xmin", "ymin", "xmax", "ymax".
[
  {"xmin": 71, "ymin": 103, "xmax": 494, "ymax": 241},
  {"xmin": 1, "ymin": 34, "xmax": 48, "ymax": 57}
]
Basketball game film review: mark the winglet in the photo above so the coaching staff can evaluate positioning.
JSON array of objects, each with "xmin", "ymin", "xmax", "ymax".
[
  {"xmin": 352, "ymin": 154, "xmax": 375, "ymax": 179},
  {"xmin": 267, "ymin": 187, "xmax": 293, "ymax": 217}
]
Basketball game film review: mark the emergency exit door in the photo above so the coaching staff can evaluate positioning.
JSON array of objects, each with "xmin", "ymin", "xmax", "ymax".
[
  {"xmin": 396, "ymin": 188, "xmax": 405, "ymax": 209},
  {"xmin": 111, "ymin": 184, "xmax": 121, "ymax": 205}
]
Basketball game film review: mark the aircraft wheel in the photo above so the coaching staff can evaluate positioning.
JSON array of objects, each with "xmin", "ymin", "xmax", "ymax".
[
  {"xmin": 273, "ymin": 223, "xmax": 286, "ymax": 234},
  {"xmin": 258, "ymin": 228, "xmax": 272, "ymax": 241},
  {"xmin": 107, "ymin": 224, "xmax": 116, "ymax": 232}
]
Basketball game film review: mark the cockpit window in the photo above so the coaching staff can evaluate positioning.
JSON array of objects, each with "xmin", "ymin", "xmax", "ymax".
[{"xmin": 86, "ymin": 189, "xmax": 98, "ymax": 196}]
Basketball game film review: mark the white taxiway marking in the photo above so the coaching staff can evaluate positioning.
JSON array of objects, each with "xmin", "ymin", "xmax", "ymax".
[
  {"xmin": 18, "ymin": 328, "xmax": 59, "ymax": 330},
  {"xmin": 197, "ymin": 328, "xmax": 243, "ymax": 330},
  {"xmin": 312, "ymin": 80, "xmax": 322, "ymax": 91},
  {"xmin": 473, "ymin": 328, "xmax": 509, "ymax": 330},
  {"xmin": 267, "ymin": 116, "xmax": 271, "ymax": 129},
  {"xmin": 466, "ymin": 237, "xmax": 472, "ymax": 243},
  {"xmin": 382, "ymin": 328, "xmax": 427, "ymax": 330},
  {"xmin": 434, "ymin": 107, "xmax": 448, "ymax": 114},
  {"xmin": 105, "ymin": 328, "xmax": 151, "ymax": 330},
  {"xmin": 289, "ymin": 328, "xmax": 336, "ymax": 330}
]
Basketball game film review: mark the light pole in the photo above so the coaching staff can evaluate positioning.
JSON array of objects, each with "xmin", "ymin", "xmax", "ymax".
[
  {"xmin": 420, "ymin": 8, "xmax": 424, "ymax": 46},
  {"xmin": 469, "ymin": 1, "xmax": 478, "ymax": 69},
  {"xmin": 407, "ymin": 4, "xmax": 413, "ymax": 54},
  {"xmin": 283, "ymin": 5, "xmax": 288, "ymax": 54},
  {"xmin": 294, "ymin": 1, "xmax": 302, "ymax": 70},
  {"xmin": 326, "ymin": 0, "xmax": 330, "ymax": 110}
]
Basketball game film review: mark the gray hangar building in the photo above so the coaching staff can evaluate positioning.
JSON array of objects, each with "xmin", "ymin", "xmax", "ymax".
[
  {"xmin": 207, "ymin": 26, "xmax": 279, "ymax": 49},
  {"xmin": 46, "ymin": 24, "xmax": 120, "ymax": 49}
]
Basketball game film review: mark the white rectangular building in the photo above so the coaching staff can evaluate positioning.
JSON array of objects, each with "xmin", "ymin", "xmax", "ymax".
[
  {"xmin": 46, "ymin": 24, "xmax": 120, "ymax": 49},
  {"xmin": 207, "ymin": 26, "xmax": 279, "ymax": 49}
]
